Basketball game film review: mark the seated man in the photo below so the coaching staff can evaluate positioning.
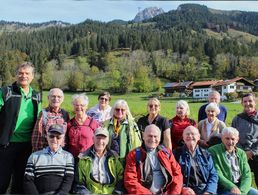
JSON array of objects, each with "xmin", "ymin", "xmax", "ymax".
[
  {"xmin": 76, "ymin": 127, "xmax": 124, "ymax": 194},
  {"xmin": 124, "ymin": 124, "xmax": 183, "ymax": 194},
  {"xmin": 173, "ymin": 126, "xmax": 218, "ymax": 195},
  {"xmin": 24, "ymin": 124, "xmax": 74, "ymax": 195},
  {"xmin": 209, "ymin": 127, "xmax": 258, "ymax": 195}
]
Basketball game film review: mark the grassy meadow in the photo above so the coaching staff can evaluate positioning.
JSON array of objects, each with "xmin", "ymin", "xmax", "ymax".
[{"xmin": 42, "ymin": 91, "xmax": 244, "ymax": 125}]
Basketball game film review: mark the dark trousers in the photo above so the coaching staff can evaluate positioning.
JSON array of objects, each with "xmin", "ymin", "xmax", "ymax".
[
  {"xmin": 0, "ymin": 142, "xmax": 32, "ymax": 194},
  {"xmin": 249, "ymin": 159, "xmax": 258, "ymax": 187}
]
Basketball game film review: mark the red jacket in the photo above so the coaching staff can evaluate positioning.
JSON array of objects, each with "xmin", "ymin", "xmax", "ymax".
[
  {"xmin": 170, "ymin": 116, "xmax": 196, "ymax": 149},
  {"xmin": 124, "ymin": 145, "xmax": 183, "ymax": 194}
]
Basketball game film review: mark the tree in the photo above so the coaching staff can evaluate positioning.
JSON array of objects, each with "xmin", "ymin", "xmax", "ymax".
[
  {"xmin": 134, "ymin": 66, "xmax": 152, "ymax": 92},
  {"xmin": 68, "ymin": 71, "xmax": 84, "ymax": 91}
]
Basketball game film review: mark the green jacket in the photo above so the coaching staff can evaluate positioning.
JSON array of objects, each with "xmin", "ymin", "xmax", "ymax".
[
  {"xmin": 106, "ymin": 119, "xmax": 142, "ymax": 162},
  {"xmin": 208, "ymin": 143, "xmax": 252, "ymax": 194},
  {"xmin": 78, "ymin": 146, "xmax": 124, "ymax": 194}
]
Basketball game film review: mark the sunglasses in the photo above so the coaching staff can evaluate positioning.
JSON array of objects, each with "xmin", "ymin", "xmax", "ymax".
[
  {"xmin": 48, "ymin": 134, "xmax": 63, "ymax": 140},
  {"xmin": 100, "ymin": 97, "xmax": 109, "ymax": 101},
  {"xmin": 149, "ymin": 104, "xmax": 159, "ymax": 108},
  {"xmin": 115, "ymin": 108, "xmax": 125, "ymax": 112}
]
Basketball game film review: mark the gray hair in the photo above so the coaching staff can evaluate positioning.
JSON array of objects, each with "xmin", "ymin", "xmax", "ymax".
[
  {"xmin": 16, "ymin": 61, "xmax": 35, "ymax": 75},
  {"xmin": 144, "ymin": 124, "xmax": 161, "ymax": 137},
  {"xmin": 72, "ymin": 93, "xmax": 89, "ymax": 106},
  {"xmin": 176, "ymin": 100, "xmax": 190, "ymax": 116},
  {"xmin": 110, "ymin": 99, "xmax": 134, "ymax": 120},
  {"xmin": 209, "ymin": 90, "xmax": 221, "ymax": 98},
  {"xmin": 48, "ymin": 88, "xmax": 64, "ymax": 98},
  {"xmin": 221, "ymin": 127, "xmax": 239, "ymax": 137},
  {"xmin": 205, "ymin": 102, "xmax": 220, "ymax": 115}
]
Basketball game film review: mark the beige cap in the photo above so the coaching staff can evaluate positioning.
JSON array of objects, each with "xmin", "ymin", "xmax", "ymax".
[{"xmin": 94, "ymin": 127, "xmax": 109, "ymax": 137}]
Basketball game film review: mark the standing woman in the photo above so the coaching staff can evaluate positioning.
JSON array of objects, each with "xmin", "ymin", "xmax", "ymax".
[
  {"xmin": 137, "ymin": 98, "xmax": 172, "ymax": 149},
  {"xmin": 67, "ymin": 93, "xmax": 99, "ymax": 158},
  {"xmin": 170, "ymin": 100, "xmax": 196, "ymax": 149},
  {"xmin": 87, "ymin": 91, "xmax": 112, "ymax": 126},
  {"xmin": 106, "ymin": 99, "xmax": 141, "ymax": 164},
  {"xmin": 198, "ymin": 102, "xmax": 226, "ymax": 148}
]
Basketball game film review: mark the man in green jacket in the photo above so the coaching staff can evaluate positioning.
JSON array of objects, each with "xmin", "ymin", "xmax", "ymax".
[
  {"xmin": 209, "ymin": 127, "xmax": 258, "ymax": 195},
  {"xmin": 75, "ymin": 127, "xmax": 124, "ymax": 194}
]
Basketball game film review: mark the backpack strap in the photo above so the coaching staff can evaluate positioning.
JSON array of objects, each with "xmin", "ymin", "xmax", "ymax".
[
  {"xmin": 42, "ymin": 108, "xmax": 48, "ymax": 128},
  {"xmin": 135, "ymin": 147, "xmax": 141, "ymax": 166},
  {"xmin": 159, "ymin": 145, "xmax": 171, "ymax": 158},
  {"xmin": 60, "ymin": 109, "xmax": 69, "ymax": 122},
  {"xmin": 237, "ymin": 113, "xmax": 258, "ymax": 125}
]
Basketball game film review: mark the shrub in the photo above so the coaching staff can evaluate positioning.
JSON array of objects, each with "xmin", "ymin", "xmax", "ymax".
[{"xmin": 224, "ymin": 92, "xmax": 238, "ymax": 101}]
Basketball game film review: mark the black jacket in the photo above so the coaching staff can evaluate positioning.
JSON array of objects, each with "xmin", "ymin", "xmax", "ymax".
[{"xmin": 0, "ymin": 82, "xmax": 41, "ymax": 145}]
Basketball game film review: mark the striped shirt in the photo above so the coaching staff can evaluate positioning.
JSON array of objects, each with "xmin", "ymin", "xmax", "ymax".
[{"xmin": 24, "ymin": 147, "xmax": 74, "ymax": 194}]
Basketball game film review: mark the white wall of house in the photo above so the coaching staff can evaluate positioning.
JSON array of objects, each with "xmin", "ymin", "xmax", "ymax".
[
  {"xmin": 221, "ymin": 83, "xmax": 236, "ymax": 97},
  {"xmin": 193, "ymin": 87, "xmax": 212, "ymax": 98}
]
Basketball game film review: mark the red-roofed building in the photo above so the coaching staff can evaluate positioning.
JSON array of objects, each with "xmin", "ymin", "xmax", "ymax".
[
  {"xmin": 212, "ymin": 77, "xmax": 255, "ymax": 99},
  {"xmin": 190, "ymin": 80, "xmax": 220, "ymax": 99}
]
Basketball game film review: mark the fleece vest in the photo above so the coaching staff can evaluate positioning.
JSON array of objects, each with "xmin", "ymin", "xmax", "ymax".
[{"xmin": 0, "ymin": 82, "xmax": 41, "ymax": 145}]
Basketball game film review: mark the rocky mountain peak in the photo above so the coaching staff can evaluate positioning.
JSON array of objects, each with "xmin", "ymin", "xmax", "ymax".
[{"xmin": 133, "ymin": 7, "xmax": 164, "ymax": 22}]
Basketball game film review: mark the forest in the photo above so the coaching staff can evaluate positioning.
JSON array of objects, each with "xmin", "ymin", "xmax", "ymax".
[{"xmin": 0, "ymin": 3, "xmax": 258, "ymax": 93}]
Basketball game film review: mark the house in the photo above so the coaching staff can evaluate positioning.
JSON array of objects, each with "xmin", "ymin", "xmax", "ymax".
[
  {"xmin": 163, "ymin": 81, "xmax": 192, "ymax": 96},
  {"xmin": 212, "ymin": 77, "xmax": 255, "ymax": 99},
  {"xmin": 190, "ymin": 80, "xmax": 220, "ymax": 99}
]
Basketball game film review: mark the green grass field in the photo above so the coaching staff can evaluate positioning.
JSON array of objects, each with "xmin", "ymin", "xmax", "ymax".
[{"xmin": 42, "ymin": 91, "xmax": 244, "ymax": 125}]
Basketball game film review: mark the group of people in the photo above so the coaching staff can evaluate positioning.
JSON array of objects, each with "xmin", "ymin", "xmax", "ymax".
[{"xmin": 0, "ymin": 61, "xmax": 258, "ymax": 195}]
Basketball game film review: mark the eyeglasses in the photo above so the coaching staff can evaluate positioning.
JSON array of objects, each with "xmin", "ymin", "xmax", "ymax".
[
  {"xmin": 50, "ymin": 95, "xmax": 62, "ymax": 99},
  {"xmin": 149, "ymin": 104, "xmax": 159, "ymax": 108},
  {"xmin": 115, "ymin": 108, "xmax": 125, "ymax": 112},
  {"xmin": 48, "ymin": 134, "xmax": 63, "ymax": 140},
  {"xmin": 100, "ymin": 97, "xmax": 109, "ymax": 101}
]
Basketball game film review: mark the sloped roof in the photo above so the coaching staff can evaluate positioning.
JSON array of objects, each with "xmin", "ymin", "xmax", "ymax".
[
  {"xmin": 190, "ymin": 80, "xmax": 220, "ymax": 87},
  {"xmin": 213, "ymin": 77, "xmax": 255, "ymax": 86},
  {"xmin": 163, "ymin": 82, "xmax": 178, "ymax": 88},
  {"xmin": 163, "ymin": 81, "xmax": 193, "ymax": 88}
]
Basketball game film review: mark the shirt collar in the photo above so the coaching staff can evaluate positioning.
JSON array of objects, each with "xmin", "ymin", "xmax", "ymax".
[{"xmin": 46, "ymin": 146, "xmax": 63, "ymax": 155}]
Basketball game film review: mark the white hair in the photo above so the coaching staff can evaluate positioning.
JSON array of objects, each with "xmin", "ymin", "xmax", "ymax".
[
  {"xmin": 110, "ymin": 99, "xmax": 134, "ymax": 120},
  {"xmin": 176, "ymin": 100, "xmax": 190, "ymax": 116},
  {"xmin": 205, "ymin": 102, "xmax": 220, "ymax": 115},
  {"xmin": 72, "ymin": 93, "xmax": 89, "ymax": 106},
  {"xmin": 221, "ymin": 127, "xmax": 239, "ymax": 137}
]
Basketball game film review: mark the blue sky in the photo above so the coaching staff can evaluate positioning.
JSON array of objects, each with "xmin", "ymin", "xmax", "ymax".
[{"xmin": 1, "ymin": 0, "xmax": 258, "ymax": 24}]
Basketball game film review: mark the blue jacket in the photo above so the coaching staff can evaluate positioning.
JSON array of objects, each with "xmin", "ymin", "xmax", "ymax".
[{"xmin": 173, "ymin": 145, "xmax": 218, "ymax": 194}]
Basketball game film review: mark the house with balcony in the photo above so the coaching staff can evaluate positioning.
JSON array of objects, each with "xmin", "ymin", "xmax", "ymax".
[{"xmin": 212, "ymin": 77, "xmax": 255, "ymax": 99}]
